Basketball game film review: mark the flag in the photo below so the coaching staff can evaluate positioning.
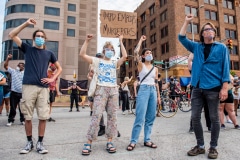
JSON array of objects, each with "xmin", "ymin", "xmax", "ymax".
[{"xmin": 59, "ymin": 78, "xmax": 88, "ymax": 95}]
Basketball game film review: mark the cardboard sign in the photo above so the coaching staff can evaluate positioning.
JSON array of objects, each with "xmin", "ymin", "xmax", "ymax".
[{"xmin": 100, "ymin": 9, "xmax": 137, "ymax": 39}]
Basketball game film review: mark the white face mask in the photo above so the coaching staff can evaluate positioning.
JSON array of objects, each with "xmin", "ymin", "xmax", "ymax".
[{"xmin": 16, "ymin": 67, "xmax": 20, "ymax": 71}]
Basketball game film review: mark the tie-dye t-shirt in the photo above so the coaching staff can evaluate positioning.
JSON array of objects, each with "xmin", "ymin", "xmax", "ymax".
[{"xmin": 92, "ymin": 57, "xmax": 118, "ymax": 87}]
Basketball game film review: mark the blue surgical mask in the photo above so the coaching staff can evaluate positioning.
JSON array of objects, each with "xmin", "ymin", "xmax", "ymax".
[
  {"xmin": 105, "ymin": 50, "xmax": 114, "ymax": 59},
  {"xmin": 145, "ymin": 54, "xmax": 153, "ymax": 61},
  {"xmin": 35, "ymin": 37, "xmax": 45, "ymax": 46}
]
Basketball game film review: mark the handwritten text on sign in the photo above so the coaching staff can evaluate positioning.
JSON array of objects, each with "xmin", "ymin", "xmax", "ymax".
[{"xmin": 100, "ymin": 10, "xmax": 137, "ymax": 39}]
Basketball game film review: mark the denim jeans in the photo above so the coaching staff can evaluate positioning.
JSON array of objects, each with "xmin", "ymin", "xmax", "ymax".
[
  {"xmin": 191, "ymin": 88, "xmax": 220, "ymax": 148},
  {"xmin": 130, "ymin": 84, "xmax": 157, "ymax": 144}
]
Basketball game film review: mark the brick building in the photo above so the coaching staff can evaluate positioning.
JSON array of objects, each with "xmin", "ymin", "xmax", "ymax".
[
  {"xmin": 1, "ymin": 0, "xmax": 98, "ymax": 81},
  {"xmin": 122, "ymin": 0, "xmax": 240, "ymax": 85}
]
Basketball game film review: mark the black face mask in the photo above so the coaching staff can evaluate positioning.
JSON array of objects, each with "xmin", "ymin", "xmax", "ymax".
[{"xmin": 170, "ymin": 78, "xmax": 174, "ymax": 81}]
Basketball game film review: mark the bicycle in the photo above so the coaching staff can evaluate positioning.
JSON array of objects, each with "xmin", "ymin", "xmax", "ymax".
[{"xmin": 157, "ymin": 90, "xmax": 191, "ymax": 118}]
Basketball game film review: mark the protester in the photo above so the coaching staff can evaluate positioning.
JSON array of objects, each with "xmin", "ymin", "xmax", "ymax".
[
  {"xmin": 80, "ymin": 33, "xmax": 127, "ymax": 155},
  {"xmin": 126, "ymin": 35, "xmax": 160, "ymax": 151},
  {"xmin": 4, "ymin": 54, "xmax": 25, "ymax": 126},
  {"xmin": 0, "ymin": 71, "xmax": 7, "ymax": 110},
  {"xmin": 9, "ymin": 18, "xmax": 62, "ymax": 154},
  {"xmin": 0, "ymin": 72, "xmax": 10, "ymax": 116},
  {"xmin": 121, "ymin": 76, "xmax": 133, "ymax": 114},
  {"xmin": 179, "ymin": 14, "xmax": 230, "ymax": 159}
]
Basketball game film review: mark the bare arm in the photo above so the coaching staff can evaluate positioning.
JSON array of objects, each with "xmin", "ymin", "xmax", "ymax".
[
  {"xmin": 79, "ymin": 34, "xmax": 94, "ymax": 64},
  {"xmin": 4, "ymin": 54, "xmax": 12, "ymax": 70},
  {"xmin": 9, "ymin": 18, "xmax": 36, "ymax": 47},
  {"xmin": 134, "ymin": 35, "xmax": 146, "ymax": 72},
  {"xmin": 179, "ymin": 14, "xmax": 194, "ymax": 36},
  {"xmin": 61, "ymin": 86, "xmax": 72, "ymax": 90},
  {"xmin": 117, "ymin": 34, "xmax": 127, "ymax": 67},
  {"xmin": 77, "ymin": 86, "xmax": 88, "ymax": 91},
  {"xmin": 0, "ymin": 78, "xmax": 7, "ymax": 85}
]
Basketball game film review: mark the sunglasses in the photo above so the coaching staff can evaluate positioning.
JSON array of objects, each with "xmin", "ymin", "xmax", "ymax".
[
  {"xmin": 203, "ymin": 28, "xmax": 215, "ymax": 32},
  {"xmin": 35, "ymin": 35, "xmax": 45, "ymax": 38}
]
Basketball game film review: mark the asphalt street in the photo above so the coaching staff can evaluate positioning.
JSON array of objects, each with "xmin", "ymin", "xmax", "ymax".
[{"xmin": 0, "ymin": 106, "xmax": 240, "ymax": 160}]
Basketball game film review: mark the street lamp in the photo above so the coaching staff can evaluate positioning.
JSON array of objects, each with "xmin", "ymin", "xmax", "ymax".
[{"xmin": 191, "ymin": 5, "xmax": 204, "ymax": 42}]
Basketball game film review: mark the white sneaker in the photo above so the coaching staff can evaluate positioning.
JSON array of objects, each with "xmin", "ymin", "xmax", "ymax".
[
  {"xmin": 227, "ymin": 119, "xmax": 233, "ymax": 124},
  {"xmin": 122, "ymin": 111, "xmax": 125, "ymax": 115},
  {"xmin": 6, "ymin": 122, "xmax": 13, "ymax": 127},
  {"xmin": 21, "ymin": 121, "xmax": 25, "ymax": 125}
]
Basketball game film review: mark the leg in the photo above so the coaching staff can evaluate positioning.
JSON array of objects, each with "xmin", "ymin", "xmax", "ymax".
[
  {"xmin": 225, "ymin": 103, "xmax": 238, "ymax": 126},
  {"xmin": 233, "ymin": 99, "xmax": 238, "ymax": 116},
  {"xmin": 8, "ymin": 92, "xmax": 19, "ymax": 123},
  {"xmin": 38, "ymin": 120, "xmax": 47, "ymax": 136},
  {"xmin": 0, "ymin": 99, "xmax": 4, "ymax": 114},
  {"xmin": 121, "ymin": 92, "xmax": 127, "ymax": 112},
  {"xmin": 74, "ymin": 95, "xmax": 79, "ymax": 110},
  {"xmin": 4, "ymin": 97, "xmax": 10, "ymax": 114},
  {"xmin": 219, "ymin": 103, "xmax": 225, "ymax": 125},
  {"xmin": 70, "ymin": 95, "xmax": 74, "ymax": 111},
  {"xmin": 203, "ymin": 101, "xmax": 211, "ymax": 130},
  {"xmin": 98, "ymin": 114, "xmax": 105, "ymax": 136}
]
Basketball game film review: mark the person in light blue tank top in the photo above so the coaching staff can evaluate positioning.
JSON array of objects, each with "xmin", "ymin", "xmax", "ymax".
[{"xmin": 127, "ymin": 35, "xmax": 161, "ymax": 151}]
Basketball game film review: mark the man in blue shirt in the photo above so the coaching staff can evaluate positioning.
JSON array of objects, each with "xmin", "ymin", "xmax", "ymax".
[
  {"xmin": 178, "ymin": 14, "xmax": 230, "ymax": 159},
  {"xmin": 9, "ymin": 18, "xmax": 62, "ymax": 154}
]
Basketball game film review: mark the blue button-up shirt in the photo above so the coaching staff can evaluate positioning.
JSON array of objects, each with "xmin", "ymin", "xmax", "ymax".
[{"xmin": 178, "ymin": 34, "xmax": 230, "ymax": 89}]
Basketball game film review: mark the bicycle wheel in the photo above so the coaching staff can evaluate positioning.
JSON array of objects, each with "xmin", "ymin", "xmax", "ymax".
[
  {"xmin": 158, "ymin": 98, "xmax": 178, "ymax": 118},
  {"xmin": 178, "ymin": 98, "xmax": 192, "ymax": 112}
]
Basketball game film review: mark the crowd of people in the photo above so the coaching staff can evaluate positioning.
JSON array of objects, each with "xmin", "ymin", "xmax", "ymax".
[{"xmin": 0, "ymin": 15, "xmax": 239, "ymax": 159}]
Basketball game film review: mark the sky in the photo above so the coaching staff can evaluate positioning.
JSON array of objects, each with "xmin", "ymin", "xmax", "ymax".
[{"xmin": 0, "ymin": 0, "xmax": 145, "ymax": 60}]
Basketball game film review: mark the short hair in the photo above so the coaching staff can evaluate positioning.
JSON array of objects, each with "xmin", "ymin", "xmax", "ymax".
[{"xmin": 141, "ymin": 48, "xmax": 152, "ymax": 62}]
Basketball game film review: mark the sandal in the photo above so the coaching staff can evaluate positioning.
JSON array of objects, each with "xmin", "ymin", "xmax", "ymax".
[
  {"xmin": 82, "ymin": 143, "xmax": 91, "ymax": 155},
  {"xmin": 144, "ymin": 142, "xmax": 157, "ymax": 149},
  {"xmin": 126, "ymin": 143, "xmax": 136, "ymax": 151},
  {"xmin": 106, "ymin": 142, "xmax": 117, "ymax": 153}
]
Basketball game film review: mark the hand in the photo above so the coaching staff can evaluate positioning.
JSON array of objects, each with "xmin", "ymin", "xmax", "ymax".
[
  {"xmin": 219, "ymin": 88, "xmax": 228, "ymax": 101},
  {"xmin": 140, "ymin": 35, "xmax": 147, "ymax": 41},
  {"xmin": 7, "ymin": 54, "xmax": 13, "ymax": 59},
  {"xmin": 41, "ymin": 77, "xmax": 54, "ymax": 84},
  {"xmin": 185, "ymin": 14, "xmax": 194, "ymax": 23},
  {"xmin": 86, "ymin": 34, "xmax": 94, "ymax": 41},
  {"xmin": 26, "ymin": 18, "xmax": 36, "ymax": 26},
  {"xmin": 116, "ymin": 33, "xmax": 123, "ymax": 41}
]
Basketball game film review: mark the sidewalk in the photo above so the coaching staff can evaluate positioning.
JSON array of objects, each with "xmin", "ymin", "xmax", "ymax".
[{"xmin": 0, "ymin": 107, "xmax": 239, "ymax": 160}]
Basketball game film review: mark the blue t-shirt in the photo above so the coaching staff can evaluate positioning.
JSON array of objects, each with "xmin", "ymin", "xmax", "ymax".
[{"xmin": 20, "ymin": 42, "xmax": 57, "ymax": 88}]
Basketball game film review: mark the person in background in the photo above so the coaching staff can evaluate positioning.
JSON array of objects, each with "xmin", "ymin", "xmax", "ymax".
[
  {"xmin": 0, "ymin": 71, "xmax": 7, "ymax": 114},
  {"xmin": 4, "ymin": 54, "xmax": 25, "ymax": 127},
  {"xmin": 9, "ymin": 18, "xmax": 62, "ymax": 154},
  {"xmin": 0, "ymin": 72, "xmax": 10, "ymax": 116},
  {"xmin": 233, "ymin": 85, "xmax": 239, "ymax": 116},
  {"xmin": 47, "ymin": 63, "xmax": 60, "ymax": 122},
  {"xmin": 61, "ymin": 82, "xmax": 87, "ymax": 112},
  {"xmin": 80, "ymin": 33, "xmax": 127, "ymax": 155},
  {"xmin": 121, "ymin": 76, "xmax": 133, "ymax": 115},
  {"xmin": 179, "ymin": 14, "xmax": 230, "ymax": 159}
]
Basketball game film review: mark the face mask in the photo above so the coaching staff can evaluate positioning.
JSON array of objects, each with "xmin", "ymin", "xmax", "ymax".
[
  {"xmin": 105, "ymin": 50, "xmax": 114, "ymax": 59},
  {"xmin": 145, "ymin": 54, "xmax": 153, "ymax": 61},
  {"xmin": 35, "ymin": 37, "xmax": 45, "ymax": 46},
  {"xmin": 170, "ymin": 78, "xmax": 174, "ymax": 81},
  {"xmin": 16, "ymin": 67, "xmax": 20, "ymax": 71}
]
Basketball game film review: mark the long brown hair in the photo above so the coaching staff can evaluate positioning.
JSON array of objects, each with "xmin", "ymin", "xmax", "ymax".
[{"xmin": 199, "ymin": 22, "xmax": 217, "ymax": 42}]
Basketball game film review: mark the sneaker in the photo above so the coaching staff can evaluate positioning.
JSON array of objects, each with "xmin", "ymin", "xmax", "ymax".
[
  {"xmin": 20, "ymin": 141, "xmax": 34, "ymax": 154},
  {"xmin": 189, "ymin": 128, "xmax": 194, "ymax": 134},
  {"xmin": 6, "ymin": 112, "xmax": 9, "ymax": 116},
  {"xmin": 6, "ymin": 122, "xmax": 13, "ymax": 127},
  {"xmin": 21, "ymin": 121, "xmax": 25, "ymax": 125},
  {"xmin": 227, "ymin": 119, "xmax": 233, "ymax": 124},
  {"xmin": 208, "ymin": 147, "xmax": 218, "ymax": 159},
  {"xmin": 90, "ymin": 111, "xmax": 93, "ymax": 116},
  {"xmin": 235, "ymin": 125, "xmax": 240, "ymax": 129},
  {"xmin": 187, "ymin": 145, "xmax": 205, "ymax": 156},
  {"xmin": 221, "ymin": 124, "xmax": 226, "ymax": 130},
  {"xmin": 77, "ymin": 109, "xmax": 79, "ymax": 112},
  {"xmin": 117, "ymin": 131, "xmax": 121, "ymax": 137},
  {"xmin": 122, "ymin": 111, "xmax": 125, "ymax": 115},
  {"xmin": 69, "ymin": 109, "xmax": 72, "ymax": 112},
  {"xmin": 36, "ymin": 142, "xmax": 48, "ymax": 154}
]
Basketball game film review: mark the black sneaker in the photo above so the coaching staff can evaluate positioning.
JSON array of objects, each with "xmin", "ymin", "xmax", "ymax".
[
  {"xmin": 187, "ymin": 145, "xmax": 205, "ymax": 156},
  {"xmin": 69, "ymin": 109, "xmax": 72, "ymax": 112},
  {"xmin": 117, "ymin": 131, "xmax": 121, "ymax": 137},
  {"xmin": 221, "ymin": 124, "xmax": 226, "ymax": 130},
  {"xmin": 208, "ymin": 147, "xmax": 218, "ymax": 159},
  {"xmin": 20, "ymin": 141, "xmax": 34, "ymax": 154},
  {"xmin": 189, "ymin": 127, "xmax": 194, "ymax": 134},
  {"xmin": 235, "ymin": 125, "xmax": 240, "ymax": 129},
  {"xmin": 36, "ymin": 142, "xmax": 48, "ymax": 154},
  {"xmin": 77, "ymin": 109, "xmax": 79, "ymax": 112}
]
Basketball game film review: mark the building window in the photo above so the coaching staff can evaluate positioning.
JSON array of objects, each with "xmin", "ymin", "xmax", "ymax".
[
  {"xmin": 44, "ymin": 21, "xmax": 59, "ymax": 30},
  {"xmin": 161, "ymin": 42, "xmax": 169, "ymax": 54},
  {"xmin": 128, "ymin": 48, "xmax": 132, "ymax": 56},
  {"xmin": 204, "ymin": 0, "xmax": 216, "ymax": 5},
  {"xmin": 67, "ymin": 29, "xmax": 75, "ymax": 37},
  {"xmin": 225, "ymin": 29, "xmax": 236, "ymax": 39},
  {"xmin": 44, "ymin": 6, "xmax": 60, "ymax": 16},
  {"xmin": 149, "ymin": 4, "xmax": 155, "ymax": 16},
  {"xmin": 142, "ymin": 26, "xmax": 146, "ymax": 35},
  {"xmin": 4, "ymin": 19, "xmax": 34, "ymax": 30},
  {"xmin": 160, "ymin": 10, "xmax": 167, "ymax": 22},
  {"xmin": 6, "ymin": 4, "xmax": 35, "ymax": 15},
  {"xmin": 185, "ymin": 6, "xmax": 198, "ymax": 17},
  {"xmin": 230, "ymin": 61, "xmax": 239, "ymax": 70},
  {"xmin": 68, "ymin": 3, "xmax": 76, "ymax": 11},
  {"xmin": 141, "ymin": 12, "xmax": 146, "ymax": 22},
  {"xmin": 150, "ymin": 19, "xmax": 156, "ymax": 30},
  {"xmin": 152, "ymin": 48, "xmax": 157, "ymax": 59},
  {"xmin": 150, "ymin": 33, "xmax": 156, "ymax": 44},
  {"xmin": 67, "ymin": 16, "xmax": 76, "ymax": 24},
  {"xmin": 223, "ymin": 0, "xmax": 233, "ymax": 9},
  {"xmin": 160, "ymin": 0, "xmax": 167, "ymax": 7},
  {"xmin": 224, "ymin": 14, "xmax": 235, "ymax": 24},
  {"xmin": 129, "ymin": 60, "xmax": 132, "ymax": 68},
  {"xmin": 142, "ymin": 41, "xmax": 147, "ymax": 49},
  {"xmin": 187, "ymin": 23, "xmax": 198, "ymax": 34},
  {"xmin": 161, "ymin": 26, "xmax": 168, "ymax": 38},
  {"xmin": 46, "ymin": 0, "xmax": 61, "ymax": 2},
  {"xmin": 45, "ymin": 41, "xmax": 59, "ymax": 58},
  {"xmin": 231, "ymin": 46, "xmax": 238, "ymax": 55},
  {"xmin": 205, "ymin": 10, "xmax": 217, "ymax": 20},
  {"xmin": 2, "ymin": 39, "xmax": 32, "ymax": 61}
]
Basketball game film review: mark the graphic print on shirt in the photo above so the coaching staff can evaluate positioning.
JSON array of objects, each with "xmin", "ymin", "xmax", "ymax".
[{"xmin": 98, "ymin": 61, "xmax": 116, "ymax": 85}]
